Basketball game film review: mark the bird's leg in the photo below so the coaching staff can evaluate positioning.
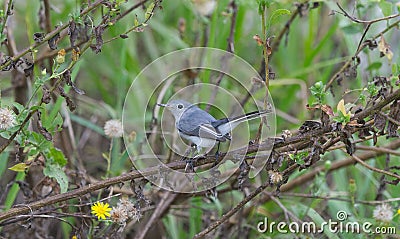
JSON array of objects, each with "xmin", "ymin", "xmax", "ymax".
[
  {"xmin": 184, "ymin": 143, "xmax": 198, "ymax": 173},
  {"xmin": 214, "ymin": 141, "xmax": 221, "ymax": 166},
  {"xmin": 180, "ymin": 144, "xmax": 195, "ymax": 161}
]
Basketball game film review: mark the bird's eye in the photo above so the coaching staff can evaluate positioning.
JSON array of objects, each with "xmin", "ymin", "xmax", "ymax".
[{"xmin": 177, "ymin": 104, "xmax": 184, "ymax": 109}]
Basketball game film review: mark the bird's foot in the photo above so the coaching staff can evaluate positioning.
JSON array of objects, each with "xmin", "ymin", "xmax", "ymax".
[
  {"xmin": 184, "ymin": 158, "xmax": 195, "ymax": 173},
  {"xmin": 214, "ymin": 151, "xmax": 220, "ymax": 164}
]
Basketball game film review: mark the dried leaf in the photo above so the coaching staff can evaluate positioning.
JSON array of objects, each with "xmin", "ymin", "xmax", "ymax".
[
  {"xmin": 321, "ymin": 104, "xmax": 334, "ymax": 116},
  {"xmin": 340, "ymin": 130, "xmax": 355, "ymax": 155},
  {"xmin": 69, "ymin": 20, "xmax": 79, "ymax": 48},
  {"xmin": 253, "ymin": 34, "xmax": 263, "ymax": 46},
  {"xmin": 63, "ymin": 70, "xmax": 85, "ymax": 95},
  {"xmin": 42, "ymin": 86, "xmax": 51, "ymax": 104},
  {"xmin": 91, "ymin": 25, "xmax": 105, "ymax": 54},
  {"xmin": 72, "ymin": 48, "xmax": 80, "ymax": 62},
  {"xmin": 48, "ymin": 32, "xmax": 60, "ymax": 50},
  {"xmin": 299, "ymin": 120, "xmax": 322, "ymax": 133},
  {"xmin": 374, "ymin": 113, "xmax": 386, "ymax": 133},
  {"xmin": 33, "ymin": 32, "xmax": 45, "ymax": 42},
  {"xmin": 65, "ymin": 96, "xmax": 76, "ymax": 111},
  {"xmin": 23, "ymin": 61, "xmax": 34, "ymax": 78},
  {"xmin": 378, "ymin": 34, "xmax": 393, "ymax": 62},
  {"xmin": 58, "ymin": 85, "xmax": 77, "ymax": 111},
  {"xmin": 387, "ymin": 100, "xmax": 400, "ymax": 138}
]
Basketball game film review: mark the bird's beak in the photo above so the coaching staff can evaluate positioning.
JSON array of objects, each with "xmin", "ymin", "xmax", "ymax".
[{"xmin": 157, "ymin": 103, "xmax": 167, "ymax": 107}]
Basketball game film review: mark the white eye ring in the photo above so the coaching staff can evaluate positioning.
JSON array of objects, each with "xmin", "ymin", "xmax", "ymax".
[{"xmin": 177, "ymin": 104, "xmax": 184, "ymax": 109}]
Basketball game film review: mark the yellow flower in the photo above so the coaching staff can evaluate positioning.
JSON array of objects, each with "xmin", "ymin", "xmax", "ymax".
[
  {"xmin": 71, "ymin": 236, "xmax": 77, "ymax": 239},
  {"xmin": 91, "ymin": 201, "xmax": 112, "ymax": 220},
  {"xmin": 397, "ymin": 208, "xmax": 400, "ymax": 215}
]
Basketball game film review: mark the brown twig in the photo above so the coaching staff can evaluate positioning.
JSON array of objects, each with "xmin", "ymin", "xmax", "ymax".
[
  {"xmin": 324, "ymin": 5, "xmax": 400, "ymax": 91},
  {"xmin": 136, "ymin": 191, "xmax": 177, "ymax": 239},
  {"xmin": 193, "ymin": 178, "xmax": 271, "ymax": 239},
  {"xmin": 351, "ymin": 154, "xmax": 400, "ymax": 180},
  {"xmin": 336, "ymin": 3, "xmax": 400, "ymax": 24},
  {"xmin": 356, "ymin": 145, "xmax": 400, "ymax": 156}
]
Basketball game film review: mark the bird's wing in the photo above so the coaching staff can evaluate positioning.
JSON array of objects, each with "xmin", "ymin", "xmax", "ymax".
[{"xmin": 178, "ymin": 123, "xmax": 227, "ymax": 141}]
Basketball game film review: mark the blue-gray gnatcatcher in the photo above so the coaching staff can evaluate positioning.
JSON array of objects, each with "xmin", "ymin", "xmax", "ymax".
[{"xmin": 157, "ymin": 99, "xmax": 270, "ymax": 154}]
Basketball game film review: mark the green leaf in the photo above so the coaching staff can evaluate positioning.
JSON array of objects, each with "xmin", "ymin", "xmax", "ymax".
[
  {"xmin": 379, "ymin": 1, "xmax": 393, "ymax": 17},
  {"xmin": 12, "ymin": 102, "xmax": 25, "ymax": 113},
  {"xmin": 70, "ymin": 114, "xmax": 105, "ymax": 135},
  {"xmin": 48, "ymin": 147, "xmax": 67, "ymax": 166},
  {"xmin": 267, "ymin": 9, "xmax": 291, "ymax": 30},
  {"xmin": 44, "ymin": 164, "xmax": 68, "ymax": 193},
  {"xmin": 30, "ymin": 105, "xmax": 45, "ymax": 111},
  {"xmin": 0, "ymin": 152, "xmax": 9, "ymax": 178},
  {"xmin": 366, "ymin": 62, "xmax": 382, "ymax": 71},
  {"xmin": 9, "ymin": 162, "xmax": 29, "ymax": 172},
  {"xmin": 341, "ymin": 24, "xmax": 361, "ymax": 35}
]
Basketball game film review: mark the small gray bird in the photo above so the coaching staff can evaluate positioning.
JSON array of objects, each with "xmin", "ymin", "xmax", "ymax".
[{"xmin": 158, "ymin": 99, "xmax": 270, "ymax": 154}]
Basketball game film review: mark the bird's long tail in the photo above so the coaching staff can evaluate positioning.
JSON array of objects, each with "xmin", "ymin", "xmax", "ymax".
[{"xmin": 216, "ymin": 110, "xmax": 271, "ymax": 136}]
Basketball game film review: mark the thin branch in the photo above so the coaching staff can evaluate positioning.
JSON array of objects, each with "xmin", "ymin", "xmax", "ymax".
[
  {"xmin": 336, "ymin": 2, "xmax": 400, "ymax": 24},
  {"xmin": 193, "ymin": 179, "xmax": 271, "ymax": 239},
  {"xmin": 324, "ymin": 11, "xmax": 400, "ymax": 91},
  {"xmin": 378, "ymin": 111, "xmax": 400, "ymax": 126},
  {"xmin": 356, "ymin": 145, "xmax": 400, "ymax": 156},
  {"xmin": 136, "ymin": 191, "xmax": 177, "ymax": 239},
  {"xmin": 351, "ymin": 154, "xmax": 400, "ymax": 180}
]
